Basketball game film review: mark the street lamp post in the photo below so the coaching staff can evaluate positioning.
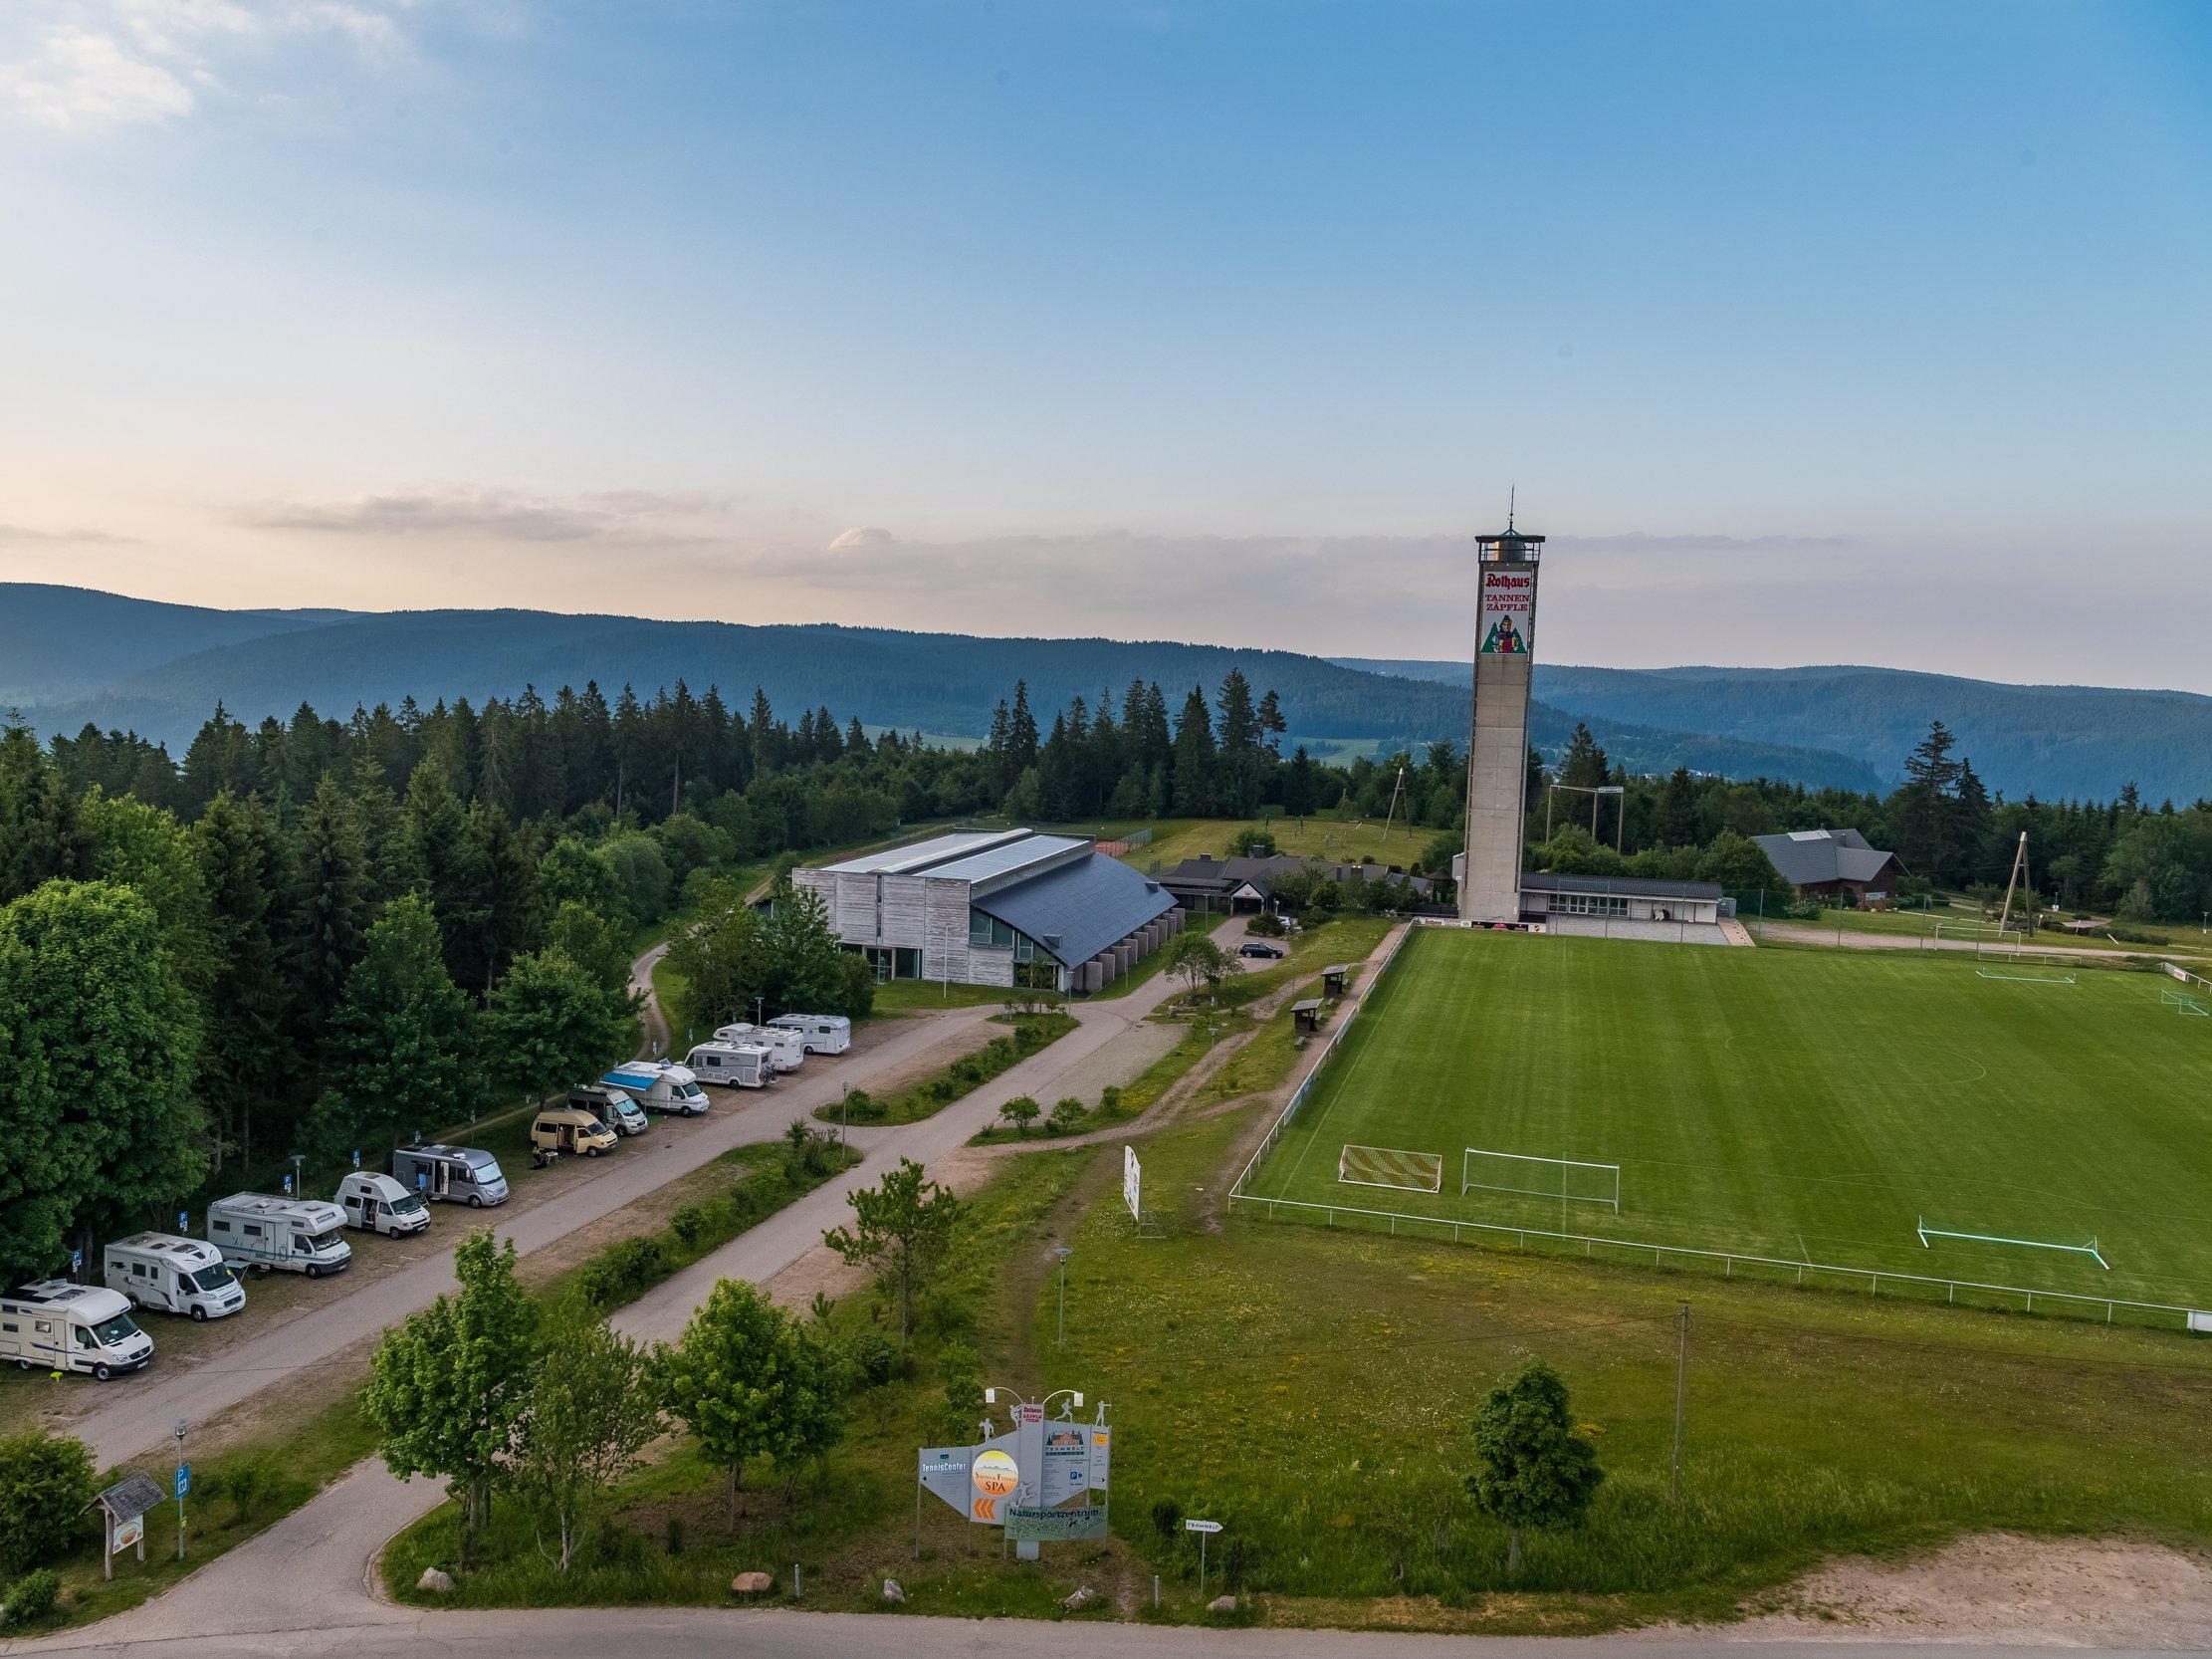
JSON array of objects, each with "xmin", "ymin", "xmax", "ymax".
[{"xmin": 173, "ymin": 1417, "xmax": 188, "ymax": 1561}]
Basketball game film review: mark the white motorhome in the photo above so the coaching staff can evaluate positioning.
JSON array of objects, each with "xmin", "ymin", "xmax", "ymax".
[
  {"xmin": 685, "ymin": 1041, "xmax": 775, "ymax": 1089},
  {"xmin": 104, "ymin": 1234, "xmax": 245, "ymax": 1320},
  {"xmin": 713, "ymin": 1022, "xmax": 803, "ymax": 1072},
  {"xmin": 207, "ymin": 1194, "xmax": 354, "ymax": 1277},
  {"xmin": 335, "ymin": 1172, "xmax": 431, "ymax": 1237},
  {"xmin": 770, "ymin": 1013, "xmax": 851, "ymax": 1056},
  {"xmin": 0, "ymin": 1281, "xmax": 154, "ymax": 1379},
  {"xmin": 391, "ymin": 1144, "xmax": 511, "ymax": 1207},
  {"xmin": 601, "ymin": 1062, "xmax": 710, "ymax": 1116}
]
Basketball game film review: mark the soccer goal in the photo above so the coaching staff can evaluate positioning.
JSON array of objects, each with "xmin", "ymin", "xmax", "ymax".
[
  {"xmin": 1917, "ymin": 1218, "xmax": 2108, "ymax": 1270},
  {"xmin": 1338, "ymin": 1144, "xmax": 1443, "ymax": 1194},
  {"xmin": 2160, "ymin": 988, "xmax": 2210, "ymax": 1017},
  {"xmin": 1460, "ymin": 1147, "xmax": 1621, "ymax": 1212},
  {"xmin": 1975, "ymin": 968, "xmax": 2076, "ymax": 985}
]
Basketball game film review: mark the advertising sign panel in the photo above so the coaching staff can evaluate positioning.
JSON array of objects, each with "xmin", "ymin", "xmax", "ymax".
[
  {"xmin": 1043, "ymin": 1426, "xmax": 1091, "ymax": 1500},
  {"xmin": 1087, "ymin": 1424, "xmax": 1113, "ymax": 1490},
  {"xmin": 113, "ymin": 1515, "xmax": 143, "ymax": 1552},
  {"xmin": 971, "ymin": 1447, "xmax": 1018, "ymax": 1522},
  {"xmin": 1478, "ymin": 567, "xmax": 1536, "ymax": 655},
  {"xmin": 1004, "ymin": 1504, "xmax": 1109, "ymax": 1542},
  {"xmin": 1123, "ymin": 1145, "xmax": 1141, "ymax": 1221}
]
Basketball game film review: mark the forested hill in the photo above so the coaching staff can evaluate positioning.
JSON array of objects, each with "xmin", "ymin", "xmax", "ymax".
[
  {"xmin": 1334, "ymin": 658, "xmax": 2212, "ymax": 803},
  {"xmin": 1, "ymin": 584, "xmax": 1877, "ymax": 790}
]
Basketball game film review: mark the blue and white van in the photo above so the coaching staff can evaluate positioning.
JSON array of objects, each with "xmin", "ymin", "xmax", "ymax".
[
  {"xmin": 208, "ymin": 1195, "xmax": 354, "ymax": 1277},
  {"xmin": 602, "ymin": 1061, "xmax": 710, "ymax": 1117}
]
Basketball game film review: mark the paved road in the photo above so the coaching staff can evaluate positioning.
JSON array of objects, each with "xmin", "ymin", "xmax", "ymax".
[{"xmin": 68, "ymin": 996, "xmax": 994, "ymax": 1469}]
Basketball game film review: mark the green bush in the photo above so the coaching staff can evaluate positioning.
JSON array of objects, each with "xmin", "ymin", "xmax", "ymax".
[
  {"xmin": 0, "ymin": 1429, "xmax": 94, "ymax": 1574},
  {"xmin": 578, "ymin": 1235, "xmax": 669, "ymax": 1306},
  {"xmin": 845, "ymin": 1332, "xmax": 899, "ymax": 1388},
  {"xmin": 669, "ymin": 1204, "xmax": 709, "ymax": 1250},
  {"xmin": 1099, "ymin": 1084, "xmax": 1124, "ymax": 1116},
  {"xmin": 2, "ymin": 1566, "xmax": 60, "ymax": 1626},
  {"xmin": 1047, "ymin": 1096, "xmax": 1084, "ymax": 1134},
  {"xmin": 839, "ymin": 1089, "xmax": 886, "ymax": 1123}
]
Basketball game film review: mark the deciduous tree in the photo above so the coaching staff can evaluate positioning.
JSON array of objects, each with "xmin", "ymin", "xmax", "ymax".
[
  {"xmin": 1465, "ymin": 1360, "xmax": 1604, "ymax": 1574},
  {"xmin": 822, "ymin": 1157, "xmax": 963, "ymax": 1345},
  {"xmin": 363, "ymin": 1229, "xmax": 539, "ymax": 1565},
  {"xmin": 510, "ymin": 1298, "xmax": 662, "ymax": 1570}
]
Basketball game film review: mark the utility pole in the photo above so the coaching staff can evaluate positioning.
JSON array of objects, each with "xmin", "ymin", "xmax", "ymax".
[{"xmin": 1670, "ymin": 1304, "xmax": 1690, "ymax": 1504}]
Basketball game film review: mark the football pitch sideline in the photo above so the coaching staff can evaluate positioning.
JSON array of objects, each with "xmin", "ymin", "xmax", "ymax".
[{"xmin": 1244, "ymin": 925, "xmax": 2212, "ymax": 1309}]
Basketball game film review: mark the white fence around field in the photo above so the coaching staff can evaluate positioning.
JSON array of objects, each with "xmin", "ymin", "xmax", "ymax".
[
  {"xmin": 1225, "ymin": 923, "xmax": 2212, "ymax": 1335},
  {"xmin": 1231, "ymin": 1193, "xmax": 2210, "ymax": 1332},
  {"xmin": 1226, "ymin": 920, "xmax": 1421, "ymax": 1201}
]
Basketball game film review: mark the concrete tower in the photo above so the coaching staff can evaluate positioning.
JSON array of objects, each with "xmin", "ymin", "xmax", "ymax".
[{"xmin": 1458, "ymin": 512, "xmax": 1543, "ymax": 922}]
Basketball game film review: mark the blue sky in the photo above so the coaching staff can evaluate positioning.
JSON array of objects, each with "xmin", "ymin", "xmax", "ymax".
[{"xmin": 2, "ymin": 2, "xmax": 2208, "ymax": 686}]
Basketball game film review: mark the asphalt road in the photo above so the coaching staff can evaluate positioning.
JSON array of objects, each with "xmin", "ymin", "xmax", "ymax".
[{"xmin": 68, "ymin": 996, "xmax": 990, "ymax": 1468}]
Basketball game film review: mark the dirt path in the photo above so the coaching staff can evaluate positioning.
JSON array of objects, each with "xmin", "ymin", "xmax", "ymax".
[{"xmin": 1659, "ymin": 1531, "xmax": 2212, "ymax": 1648}]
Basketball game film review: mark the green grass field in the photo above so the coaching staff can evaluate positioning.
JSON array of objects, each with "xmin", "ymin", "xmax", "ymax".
[{"xmin": 1244, "ymin": 927, "xmax": 2212, "ymax": 1312}]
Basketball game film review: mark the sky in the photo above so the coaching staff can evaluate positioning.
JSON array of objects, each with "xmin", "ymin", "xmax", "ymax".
[{"xmin": 1, "ymin": 1, "xmax": 2209, "ymax": 688}]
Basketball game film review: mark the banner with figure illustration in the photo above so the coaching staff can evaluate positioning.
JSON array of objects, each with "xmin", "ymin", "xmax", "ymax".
[{"xmin": 1478, "ymin": 567, "xmax": 1536, "ymax": 654}]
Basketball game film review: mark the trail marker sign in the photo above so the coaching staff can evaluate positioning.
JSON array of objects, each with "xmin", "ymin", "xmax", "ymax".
[
  {"xmin": 1123, "ymin": 1145, "xmax": 1141, "ymax": 1221},
  {"xmin": 1184, "ymin": 1519, "xmax": 1221, "ymax": 1534}
]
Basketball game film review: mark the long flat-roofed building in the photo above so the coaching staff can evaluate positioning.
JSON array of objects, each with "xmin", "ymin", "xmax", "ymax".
[{"xmin": 791, "ymin": 829, "xmax": 1181, "ymax": 994}]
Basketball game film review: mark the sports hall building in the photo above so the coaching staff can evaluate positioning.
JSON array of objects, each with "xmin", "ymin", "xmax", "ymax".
[{"xmin": 791, "ymin": 829, "xmax": 1181, "ymax": 994}]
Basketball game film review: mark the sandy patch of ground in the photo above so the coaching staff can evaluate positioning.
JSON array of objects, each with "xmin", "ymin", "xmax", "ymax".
[{"xmin": 1675, "ymin": 1532, "xmax": 2212, "ymax": 1648}]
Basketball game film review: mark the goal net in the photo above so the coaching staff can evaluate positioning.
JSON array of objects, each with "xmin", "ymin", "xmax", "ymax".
[
  {"xmin": 1461, "ymin": 1147, "xmax": 1621, "ymax": 1212},
  {"xmin": 1338, "ymin": 1144, "xmax": 1443, "ymax": 1194}
]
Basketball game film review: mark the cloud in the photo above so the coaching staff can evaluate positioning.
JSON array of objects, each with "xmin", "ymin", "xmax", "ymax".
[
  {"xmin": 235, "ymin": 487, "xmax": 732, "ymax": 548},
  {"xmin": 0, "ymin": 27, "xmax": 195, "ymax": 127},
  {"xmin": 0, "ymin": 521, "xmax": 137, "ymax": 546},
  {"xmin": 0, "ymin": 1, "xmax": 420, "ymax": 129},
  {"xmin": 826, "ymin": 525, "xmax": 896, "ymax": 550}
]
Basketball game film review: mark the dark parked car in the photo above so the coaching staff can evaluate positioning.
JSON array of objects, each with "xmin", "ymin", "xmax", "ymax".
[{"xmin": 1238, "ymin": 941, "xmax": 1286, "ymax": 959}]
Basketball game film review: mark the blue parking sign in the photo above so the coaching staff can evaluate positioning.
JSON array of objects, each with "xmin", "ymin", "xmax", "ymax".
[{"xmin": 175, "ymin": 1464, "xmax": 190, "ymax": 1498}]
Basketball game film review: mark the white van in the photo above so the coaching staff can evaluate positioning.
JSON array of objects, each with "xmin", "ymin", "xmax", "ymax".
[
  {"xmin": 714, "ymin": 1023, "xmax": 803, "ymax": 1072},
  {"xmin": 685, "ymin": 1041, "xmax": 775, "ymax": 1089},
  {"xmin": 104, "ymin": 1234, "xmax": 245, "ymax": 1320},
  {"xmin": 0, "ymin": 1282, "xmax": 154, "ymax": 1379},
  {"xmin": 601, "ymin": 1062, "xmax": 710, "ymax": 1117},
  {"xmin": 568, "ymin": 1083, "xmax": 649, "ymax": 1137},
  {"xmin": 336, "ymin": 1172, "xmax": 431, "ymax": 1237},
  {"xmin": 208, "ymin": 1195, "xmax": 353, "ymax": 1277},
  {"xmin": 770, "ymin": 1013, "xmax": 851, "ymax": 1056},
  {"xmin": 391, "ymin": 1144, "xmax": 511, "ymax": 1207}
]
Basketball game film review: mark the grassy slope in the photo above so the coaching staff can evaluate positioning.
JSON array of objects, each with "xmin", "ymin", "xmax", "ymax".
[
  {"xmin": 1128, "ymin": 815, "xmax": 1438, "ymax": 874},
  {"xmin": 1251, "ymin": 927, "xmax": 2212, "ymax": 1308}
]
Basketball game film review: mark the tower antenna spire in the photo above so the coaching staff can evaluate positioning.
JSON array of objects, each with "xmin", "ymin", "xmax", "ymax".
[{"xmin": 1507, "ymin": 485, "xmax": 1516, "ymax": 532}]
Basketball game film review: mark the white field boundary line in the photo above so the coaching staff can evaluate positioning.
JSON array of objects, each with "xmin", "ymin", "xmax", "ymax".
[
  {"xmin": 1227, "ymin": 921, "xmax": 1418, "ymax": 1201},
  {"xmin": 1226, "ymin": 1192, "xmax": 2207, "ymax": 1329}
]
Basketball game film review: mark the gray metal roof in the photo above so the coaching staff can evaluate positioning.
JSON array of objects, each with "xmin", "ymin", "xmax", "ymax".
[
  {"xmin": 818, "ymin": 829, "xmax": 1029, "ymax": 875},
  {"xmin": 924, "ymin": 833, "xmax": 1089, "ymax": 886},
  {"xmin": 1750, "ymin": 829, "xmax": 1900, "ymax": 887},
  {"xmin": 94, "ymin": 1474, "xmax": 167, "ymax": 1521},
  {"xmin": 1521, "ymin": 871, "xmax": 1723, "ymax": 900},
  {"xmin": 970, "ymin": 853, "xmax": 1177, "ymax": 967}
]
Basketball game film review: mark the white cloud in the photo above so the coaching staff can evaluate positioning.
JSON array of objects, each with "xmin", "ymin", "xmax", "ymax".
[
  {"xmin": 0, "ymin": 27, "xmax": 194, "ymax": 128},
  {"xmin": 0, "ymin": 0, "xmax": 420, "ymax": 129},
  {"xmin": 235, "ymin": 486, "xmax": 732, "ymax": 548},
  {"xmin": 826, "ymin": 525, "xmax": 896, "ymax": 550}
]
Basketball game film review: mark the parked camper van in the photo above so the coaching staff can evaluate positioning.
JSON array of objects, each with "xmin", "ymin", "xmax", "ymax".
[
  {"xmin": 601, "ymin": 1062, "xmax": 710, "ymax": 1117},
  {"xmin": 712, "ymin": 1022, "xmax": 803, "ymax": 1072},
  {"xmin": 685, "ymin": 1041, "xmax": 774, "ymax": 1089},
  {"xmin": 769, "ymin": 1013, "xmax": 851, "ymax": 1056},
  {"xmin": 208, "ymin": 1195, "xmax": 353, "ymax": 1277},
  {"xmin": 532, "ymin": 1107, "xmax": 618, "ymax": 1158},
  {"xmin": 391, "ymin": 1143, "xmax": 510, "ymax": 1207},
  {"xmin": 568, "ymin": 1082, "xmax": 649, "ymax": 1137},
  {"xmin": 104, "ymin": 1234, "xmax": 245, "ymax": 1320},
  {"xmin": 0, "ymin": 1282, "xmax": 153, "ymax": 1379},
  {"xmin": 335, "ymin": 1172, "xmax": 430, "ymax": 1237}
]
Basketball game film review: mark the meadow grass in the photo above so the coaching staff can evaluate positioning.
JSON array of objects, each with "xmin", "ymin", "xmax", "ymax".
[
  {"xmin": 1247, "ymin": 926, "xmax": 2212, "ymax": 1309},
  {"xmin": 1131, "ymin": 815, "xmax": 1438, "ymax": 875}
]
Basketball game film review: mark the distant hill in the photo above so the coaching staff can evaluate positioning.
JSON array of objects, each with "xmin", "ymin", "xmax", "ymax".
[
  {"xmin": 1334, "ymin": 657, "xmax": 2212, "ymax": 802},
  {"xmin": 1, "ymin": 584, "xmax": 1875, "ymax": 790}
]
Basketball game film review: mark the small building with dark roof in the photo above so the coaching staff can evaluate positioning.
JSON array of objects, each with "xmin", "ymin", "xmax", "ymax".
[
  {"xmin": 1151, "ymin": 853, "xmax": 1434, "ymax": 914},
  {"xmin": 1750, "ymin": 829, "xmax": 1906, "ymax": 904},
  {"xmin": 792, "ymin": 829, "xmax": 1179, "ymax": 995}
]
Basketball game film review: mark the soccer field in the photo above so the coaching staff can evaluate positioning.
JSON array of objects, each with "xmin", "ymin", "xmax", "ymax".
[{"xmin": 1243, "ymin": 927, "xmax": 2212, "ymax": 1310}]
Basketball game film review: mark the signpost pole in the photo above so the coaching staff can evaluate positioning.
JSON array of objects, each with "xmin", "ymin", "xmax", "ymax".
[
  {"xmin": 1670, "ymin": 1304, "xmax": 1690, "ymax": 1504},
  {"xmin": 1200, "ymin": 1530, "xmax": 1208, "ymax": 1600}
]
